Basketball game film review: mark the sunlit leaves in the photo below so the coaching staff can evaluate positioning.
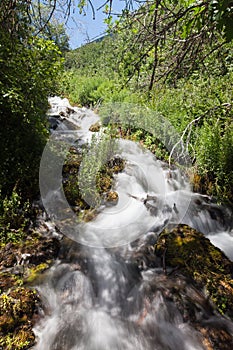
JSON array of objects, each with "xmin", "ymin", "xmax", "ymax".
[{"xmin": 0, "ymin": 27, "xmax": 63, "ymax": 197}]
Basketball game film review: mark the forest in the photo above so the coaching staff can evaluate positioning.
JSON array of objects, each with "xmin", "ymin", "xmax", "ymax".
[{"xmin": 0, "ymin": 1, "xmax": 233, "ymax": 349}]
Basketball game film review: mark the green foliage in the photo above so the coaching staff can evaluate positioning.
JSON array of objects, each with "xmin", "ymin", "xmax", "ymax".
[
  {"xmin": 148, "ymin": 72, "xmax": 233, "ymax": 201},
  {"xmin": 210, "ymin": 0, "xmax": 233, "ymax": 42},
  {"xmin": 31, "ymin": 4, "xmax": 70, "ymax": 52},
  {"xmin": 0, "ymin": 190, "xmax": 31, "ymax": 243},
  {"xmin": 61, "ymin": 2, "xmax": 233, "ymax": 204},
  {"xmin": 67, "ymin": 74, "xmax": 106, "ymax": 106},
  {"xmin": 79, "ymin": 133, "xmax": 118, "ymax": 207},
  {"xmin": 196, "ymin": 118, "xmax": 233, "ymax": 201},
  {"xmin": 0, "ymin": 29, "xmax": 63, "ymax": 198},
  {"xmin": 64, "ymin": 37, "xmax": 114, "ymax": 73},
  {"xmin": 59, "ymin": 70, "xmax": 143, "ymax": 107}
]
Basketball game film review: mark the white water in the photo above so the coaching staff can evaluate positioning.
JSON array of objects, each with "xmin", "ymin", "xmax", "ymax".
[{"xmin": 33, "ymin": 97, "xmax": 233, "ymax": 349}]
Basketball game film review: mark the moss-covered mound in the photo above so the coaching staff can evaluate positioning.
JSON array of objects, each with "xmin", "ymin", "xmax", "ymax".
[
  {"xmin": 89, "ymin": 121, "xmax": 101, "ymax": 132},
  {"xmin": 0, "ymin": 232, "xmax": 60, "ymax": 349},
  {"xmin": 63, "ymin": 147, "xmax": 125, "ymax": 220},
  {"xmin": 0, "ymin": 287, "xmax": 39, "ymax": 349},
  {"xmin": 155, "ymin": 225, "xmax": 233, "ymax": 318}
]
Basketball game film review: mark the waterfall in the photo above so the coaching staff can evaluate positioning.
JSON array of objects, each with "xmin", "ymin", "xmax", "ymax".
[{"xmin": 33, "ymin": 97, "xmax": 233, "ymax": 349}]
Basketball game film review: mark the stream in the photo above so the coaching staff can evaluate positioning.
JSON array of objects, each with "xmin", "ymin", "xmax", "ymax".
[{"xmin": 33, "ymin": 97, "xmax": 233, "ymax": 350}]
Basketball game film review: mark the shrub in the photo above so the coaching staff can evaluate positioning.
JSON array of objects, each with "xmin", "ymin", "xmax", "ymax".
[{"xmin": 0, "ymin": 190, "xmax": 31, "ymax": 243}]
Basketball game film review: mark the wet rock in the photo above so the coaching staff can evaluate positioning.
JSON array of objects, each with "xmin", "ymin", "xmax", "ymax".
[
  {"xmin": 197, "ymin": 325, "xmax": 233, "ymax": 350},
  {"xmin": 62, "ymin": 119, "xmax": 80, "ymax": 130},
  {"xmin": 24, "ymin": 236, "xmax": 60, "ymax": 265},
  {"xmin": 89, "ymin": 121, "xmax": 101, "ymax": 132},
  {"xmin": 48, "ymin": 116, "xmax": 60, "ymax": 130},
  {"xmin": 126, "ymin": 232, "xmax": 161, "ymax": 271},
  {"xmin": 0, "ymin": 235, "xmax": 60, "ymax": 269},
  {"xmin": 105, "ymin": 191, "xmax": 119, "ymax": 206},
  {"xmin": 155, "ymin": 224, "xmax": 233, "ymax": 319},
  {"xmin": 59, "ymin": 106, "xmax": 75, "ymax": 117},
  {"xmin": 58, "ymin": 237, "xmax": 89, "ymax": 274}
]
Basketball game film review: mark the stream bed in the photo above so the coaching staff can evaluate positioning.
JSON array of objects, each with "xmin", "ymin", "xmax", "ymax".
[{"xmin": 32, "ymin": 97, "xmax": 233, "ymax": 350}]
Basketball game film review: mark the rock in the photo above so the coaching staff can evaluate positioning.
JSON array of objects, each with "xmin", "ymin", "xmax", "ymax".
[
  {"xmin": 0, "ymin": 231, "xmax": 60, "ymax": 349},
  {"xmin": 89, "ymin": 121, "xmax": 101, "ymax": 132},
  {"xmin": 0, "ymin": 244, "xmax": 17, "ymax": 268},
  {"xmin": 154, "ymin": 224, "xmax": 233, "ymax": 320},
  {"xmin": 197, "ymin": 325, "xmax": 233, "ymax": 350},
  {"xmin": 125, "ymin": 231, "xmax": 161, "ymax": 271},
  {"xmin": 0, "ymin": 272, "xmax": 22, "ymax": 293},
  {"xmin": 105, "ymin": 191, "xmax": 119, "ymax": 206},
  {"xmin": 0, "ymin": 287, "xmax": 39, "ymax": 348},
  {"xmin": 135, "ymin": 270, "xmax": 233, "ymax": 350},
  {"xmin": 48, "ymin": 116, "xmax": 61, "ymax": 130},
  {"xmin": 0, "ymin": 235, "xmax": 60, "ymax": 269},
  {"xmin": 59, "ymin": 106, "xmax": 75, "ymax": 117}
]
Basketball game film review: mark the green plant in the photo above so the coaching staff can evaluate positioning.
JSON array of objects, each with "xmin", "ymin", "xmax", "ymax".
[
  {"xmin": 78, "ymin": 133, "xmax": 118, "ymax": 207},
  {"xmin": 0, "ymin": 190, "xmax": 31, "ymax": 243}
]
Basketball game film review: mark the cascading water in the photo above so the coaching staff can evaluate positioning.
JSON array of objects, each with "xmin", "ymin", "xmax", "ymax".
[{"xmin": 33, "ymin": 97, "xmax": 233, "ymax": 350}]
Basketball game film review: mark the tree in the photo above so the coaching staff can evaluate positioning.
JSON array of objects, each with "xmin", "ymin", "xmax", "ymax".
[
  {"xmin": 105, "ymin": 0, "xmax": 233, "ymax": 89},
  {"xmin": 0, "ymin": 0, "xmax": 63, "ymax": 198}
]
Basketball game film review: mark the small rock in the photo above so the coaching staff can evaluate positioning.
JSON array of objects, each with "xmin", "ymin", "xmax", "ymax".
[{"xmin": 89, "ymin": 121, "xmax": 101, "ymax": 132}]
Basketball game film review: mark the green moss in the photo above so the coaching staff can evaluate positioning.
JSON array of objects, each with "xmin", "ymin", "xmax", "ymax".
[
  {"xmin": 0, "ymin": 273, "xmax": 24, "ymax": 294},
  {"xmin": 0, "ymin": 231, "xmax": 60, "ymax": 348},
  {"xmin": 0, "ymin": 325, "xmax": 35, "ymax": 349},
  {"xmin": 155, "ymin": 225, "xmax": 233, "ymax": 319},
  {"xmin": 25, "ymin": 262, "xmax": 49, "ymax": 283},
  {"xmin": 0, "ymin": 288, "xmax": 39, "ymax": 338}
]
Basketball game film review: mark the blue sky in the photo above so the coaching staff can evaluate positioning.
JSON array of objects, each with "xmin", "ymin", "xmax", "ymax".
[{"xmin": 65, "ymin": 1, "xmax": 124, "ymax": 48}]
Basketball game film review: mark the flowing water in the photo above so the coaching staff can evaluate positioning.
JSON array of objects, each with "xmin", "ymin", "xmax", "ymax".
[{"xmin": 33, "ymin": 97, "xmax": 233, "ymax": 349}]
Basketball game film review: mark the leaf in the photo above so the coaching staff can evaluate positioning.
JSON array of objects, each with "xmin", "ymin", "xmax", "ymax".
[{"xmin": 224, "ymin": 17, "xmax": 233, "ymax": 42}]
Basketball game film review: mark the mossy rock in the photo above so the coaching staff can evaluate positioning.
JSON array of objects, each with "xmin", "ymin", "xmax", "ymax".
[
  {"xmin": 62, "ymin": 151, "xmax": 82, "ymax": 175},
  {"xmin": 105, "ymin": 191, "xmax": 119, "ymax": 206},
  {"xmin": 0, "ymin": 287, "xmax": 39, "ymax": 334},
  {"xmin": 0, "ymin": 235, "xmax": 60, "ymax": 270},
  {"xmin": 0, "ymin": 324, "xmax": 35, "ymax": 349},
  {"xmin": 96, "ymin": 173, "xmax": 112, "ymax": 193},
  {"xmin": 0, "ymin": 232, "xmax": 60, "ymax": 348},
  {"xmin": 62, "ymin": 150, "xmax": 90, "ymax": 209},
  {"xmin": 97, "ymin": 157, "xmax": 125, "ymax": 194},
  {"xmin": 25, "ymin": 262, "xmax": 50, "ymax": 283},
  {"xmin": 89, "ymin": 121, "xmax": 101, "ymax": 132},
  {"xmin": 63, "ymin": 151, "xmax": 125, "ymax": 216},
  {"xmin": 155, "ymin": 225, "xmax": 233, "ymax": 319},
  {"xmin": 105, "ymin": 157, "xmax": 125, "ymax": 174},
  {"xmin": 0, "ymin": 273, "xmax": 23, "ymax": 294}
]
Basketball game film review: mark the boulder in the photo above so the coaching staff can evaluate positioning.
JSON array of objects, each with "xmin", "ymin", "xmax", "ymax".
[{"xmin": 154, "ymin": 224, "xmax": 233, "ymax": 320}]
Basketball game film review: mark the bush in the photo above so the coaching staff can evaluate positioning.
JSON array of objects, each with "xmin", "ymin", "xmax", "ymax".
[
  {"xmin": 196, "ymin": 119, "xmax": 233, "ymax": 201},
  {"xmin": 0, "ymin": 31, "xmax": 63, "ymax": 198},
  {"xmin": 0, "ymin": 190, "xmax": 31, "ymax": 243}
]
